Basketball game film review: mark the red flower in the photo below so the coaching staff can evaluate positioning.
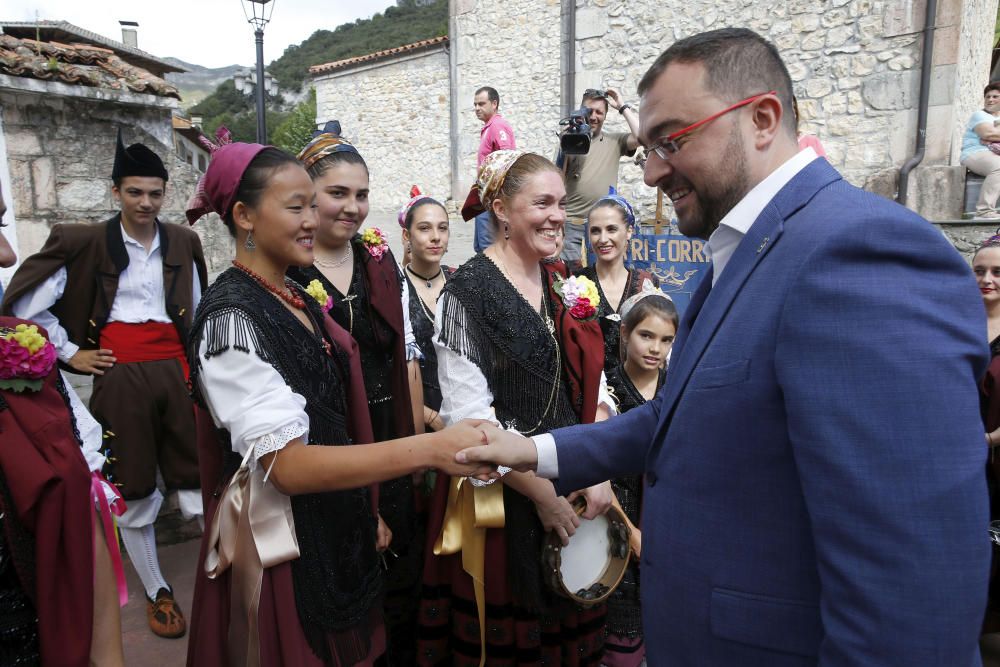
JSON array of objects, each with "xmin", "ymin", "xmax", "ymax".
[{"xmin": 569, "ymin": 297, "xmax": 596, "ymax": 320}]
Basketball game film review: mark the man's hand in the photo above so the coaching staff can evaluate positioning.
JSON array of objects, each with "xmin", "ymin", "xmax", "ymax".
[
  {"xmin": 432, "ymin": 419, "xmax": 502, "ymax": 478},
  {"xmin": 456, "ymin": 422, "xmax": 539, "ymax": 480},
  {"xmin": 567, "ymin": 481, "xmax": 614, "ymax": 520},
  {"xmin": 69, "ymin": 348, "xmax": 116, "ymax": 375},
  {"xmin": 535, "ymin": 495, "xmax": 580, "ymax": 546},
  {"xmin": 605, "ymin": 88, "xmax": 624, "ymax": 110}
]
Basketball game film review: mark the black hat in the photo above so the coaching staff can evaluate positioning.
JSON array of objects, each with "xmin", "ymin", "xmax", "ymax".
[{"xmin": 111, "ymin": 129, "xmax": 168, "ymax": 183}]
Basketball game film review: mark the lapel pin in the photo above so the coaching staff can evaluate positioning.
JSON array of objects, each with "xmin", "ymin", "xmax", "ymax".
[{"xmin": 757, "ymin": 237, "xmax": 769, "ymax": 253}]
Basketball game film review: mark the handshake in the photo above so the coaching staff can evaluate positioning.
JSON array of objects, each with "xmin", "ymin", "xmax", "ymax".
[{"xmin": 439, "ymin": 420, "xmax": 539, "ymax": 480}]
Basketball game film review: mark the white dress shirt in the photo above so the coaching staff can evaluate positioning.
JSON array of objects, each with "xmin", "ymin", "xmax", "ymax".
[
  {"xmin": 11, "ymin": 223, "xmax": 202, "ymax": 362},
  {"xmin": 534, "ymin": 147, "xmax": 821, "ymax": 478}
]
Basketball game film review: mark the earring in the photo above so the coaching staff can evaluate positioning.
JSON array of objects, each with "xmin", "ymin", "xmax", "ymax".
[
  {"xmin": 504, "ymin": 221, "xmax": 510, "ymax": 240},
  {"xmin": 244, "ymin": 230, "xmax": 256, "ymax": 251}
]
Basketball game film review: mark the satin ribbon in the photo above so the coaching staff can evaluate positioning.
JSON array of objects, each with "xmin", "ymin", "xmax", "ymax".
[
  {"xmin": 204, "ymin": 447, "xmax": 300, "ymax": 667},
  {"xmin": 90, "ymin": 472, "xmax": 128, "ymax": 607},
  {"xmin": 433, "ymin": 476, "xmax": 505, "ymax": 666}
]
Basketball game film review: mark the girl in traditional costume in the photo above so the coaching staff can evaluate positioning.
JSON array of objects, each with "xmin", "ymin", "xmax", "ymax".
[
  {"xmin": 184, "ymin": 142, "xmax": 490, "ymax": 667},
  {"xmin": 601, "ymin": 286, "xmax": 676, "ymax": 666},
  {"xmin": 573, "ymin": 190, "xmax": 658, "ymax": 379},
  {"xmin": 398, "ymin": 187, "xmax": 452, "ymax": 433},
  {"xmin": 417, "ymin": 151, "xmax": 616, "ymax": 666},
  {"xmin": 288, "ymin": 123, "xmax": 426, "ymax": 665}
]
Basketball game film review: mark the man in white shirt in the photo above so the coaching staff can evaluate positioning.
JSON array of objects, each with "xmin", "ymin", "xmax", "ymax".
[
  {"xmin": 457, "ymin": 28, "xmax": 989, "ymax": 665},
  {"xmin": 2, "ymin": 131, "xmax": 207, "ymax": 640}
]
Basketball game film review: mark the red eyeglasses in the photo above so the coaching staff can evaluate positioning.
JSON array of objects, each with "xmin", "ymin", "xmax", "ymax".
[{"xmin": 646, "ymin": 91, "xmax": 776, "ymax": 161}]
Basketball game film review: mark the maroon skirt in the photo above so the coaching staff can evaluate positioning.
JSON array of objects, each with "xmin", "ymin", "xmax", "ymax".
[{"xmin": 416, "ymin": 476, "xmax": 606, "ymax": 666}]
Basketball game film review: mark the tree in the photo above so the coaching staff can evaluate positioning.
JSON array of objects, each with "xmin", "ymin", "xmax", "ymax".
[{"xmin": 272, "ymin": 89, "xmax": 318, "ymax": 155}]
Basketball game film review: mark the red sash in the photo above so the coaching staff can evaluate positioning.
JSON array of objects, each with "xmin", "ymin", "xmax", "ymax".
[{"xmin": 99, "ymin": 321, "xmax": 189, "ymax": 379}]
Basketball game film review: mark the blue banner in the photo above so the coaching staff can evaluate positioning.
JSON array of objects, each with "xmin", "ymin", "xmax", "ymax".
[{"xmin": 625, "ymin": 228, "xmax": 709, "ymax": 317}]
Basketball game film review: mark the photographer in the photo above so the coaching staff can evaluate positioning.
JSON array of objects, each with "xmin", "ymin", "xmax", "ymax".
[{"xmin": 559, "ymin": 88, "xmax": 640, "ymax": 268}]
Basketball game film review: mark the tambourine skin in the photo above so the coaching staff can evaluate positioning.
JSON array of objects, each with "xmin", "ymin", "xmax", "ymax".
[{"xmin": 542, "ymin": 502, "xmax": 632, "ymax": 607}]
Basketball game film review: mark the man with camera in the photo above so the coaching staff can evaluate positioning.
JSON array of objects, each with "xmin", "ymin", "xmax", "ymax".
[
  {"xmin": 559, "ymin": 88, "xmax": 640, "ymax": 268},
  {"xmin": 473, "ymin": 86, "xmax": 516, "ymax": 252}
]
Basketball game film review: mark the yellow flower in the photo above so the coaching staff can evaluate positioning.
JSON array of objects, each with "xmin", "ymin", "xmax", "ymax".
[
  {"xmin": 304, "ymin": 279, "xmax": 329, "ymax": 307},
  {"xmin": 576, "ymin": 276, "xmax": 600, "ymax": 307},
  {"xmin": 9, "ymin": 323, "xmax": 46, "ymax": 354},
  {"xmin": 361, "ymin": 228, "xmax": 383, "ymax": 246}
]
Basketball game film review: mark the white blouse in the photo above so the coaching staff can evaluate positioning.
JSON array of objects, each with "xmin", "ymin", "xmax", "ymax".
[
  {"xmin": 433, "ymin": 292, "xmax": 616, "ymax": 428},
  {"xmin": 196, "ymin": 310, "xmax": 309, "ymax": 468}
]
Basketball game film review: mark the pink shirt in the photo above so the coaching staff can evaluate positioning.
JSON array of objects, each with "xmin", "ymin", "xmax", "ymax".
[
  {"xmin": 478, "ymin": 114, "xmax": 516, "ymax": 166},
  {"xmin": 798, "ymin": 134, "xmax": 827, "ymax": 157}
]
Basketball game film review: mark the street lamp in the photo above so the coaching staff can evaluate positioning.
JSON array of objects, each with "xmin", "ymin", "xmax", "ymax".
[{"xmin": 241, "ymin": 0, "xmax": 275, "ymax": 143}]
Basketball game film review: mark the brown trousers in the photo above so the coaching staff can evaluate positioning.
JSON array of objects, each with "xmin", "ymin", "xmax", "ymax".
[{"xmin": 89, "ymin": 359, "xmax": 199, "ymax": 500}]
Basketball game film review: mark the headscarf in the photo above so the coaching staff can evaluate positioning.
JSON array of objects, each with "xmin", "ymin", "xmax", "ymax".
[
  {"xmin": 619, "ymin": 278, "xmax": 672, "ymax": 321},
  {"xmin": 460, "ymin": 149, "xmax": 526, "ymax": 221},
  {"xmin": 588, "ymin": 186, "xmax": 637, "ymax": 230},
  {"xmin": 111, "ymin": 128, "xmax": 168, "ymax": 182},
  {"xmin": 398, "ymin": 185, "xmax": 431, "ymax": 228},
  {"xmin": 297, "ymin": 120, "xmax": 360, "ymax": 171},
  {"xmin": 185, "ymin": 132, "xmax": 268, "ymax": 224}
]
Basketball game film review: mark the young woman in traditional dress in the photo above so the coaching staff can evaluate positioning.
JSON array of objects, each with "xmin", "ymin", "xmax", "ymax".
[
  {"xmin": 288, "ymin": 124, "xmax": 426, "ymax": 666},
  {"xmin": 184, "ymin": 142, "xmax": 490, "ymax": 666},
  {"xmin": 573, "ymin": 190, "xmax": 658, "ymax": 378},
  {"xmin": 417, "ymin": 150, "xmax": 617, "ymax": 666},
  {"xmin": 398, "ymin": 189, "xmax": 451, "ymax": 433},
  {"xmin": 601, "ymin": 287, "xmax": 677, "ymax": 666}
]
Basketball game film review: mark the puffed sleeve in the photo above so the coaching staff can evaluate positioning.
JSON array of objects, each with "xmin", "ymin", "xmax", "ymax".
[
  {"xmin": 400, "ymin": 277, "xmax": 423, "ymax": 362},
  {"xmin": 196, "ymin": 310, "xmax": 310, "ymax": 467},
  {"xmin": 434, "ymin": 291, "xmax": 497, "ymax": 425}
]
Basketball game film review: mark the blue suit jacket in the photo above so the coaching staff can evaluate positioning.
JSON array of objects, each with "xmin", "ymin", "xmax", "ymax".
[{"xmin": 551, "ymin": 159, "xmax": 990, "ymax": 665}]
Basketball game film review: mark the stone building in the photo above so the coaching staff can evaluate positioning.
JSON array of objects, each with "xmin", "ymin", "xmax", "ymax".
[
  {"xmin": 311, "ymin": 36, "xmax": 452, "ymax": 208},
  {"xmin": 311, "ymin": 0, "xmax": 999, "ymax": 251},
  {"xmin": 0, "ymin": 20, "xmax": 234, "ymax": 287}
]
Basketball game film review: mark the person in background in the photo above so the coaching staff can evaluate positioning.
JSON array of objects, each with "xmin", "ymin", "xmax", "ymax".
[
  {"xmin": 291, "ymin": 123, "xmax": 425, "ymax": 666},
  {"xmin": 473, "ymin": 86, "xmax": 516, "ymax": 253},
  {"xmin": 574, "ymin": 189, "xmax": 658, "ymax": 380},
  {"xmin": 2, "ymin": 131, "xmax": 205, "ymax": 640},
  {"xmin": 961, "ymin": 82, "xmax": 1000, "ymax": 220},
  {"xmin": 399, "ymin": 187, "xmax": 451, "ymax": 433},
  {"xmin": 601, "ymin": 286, "xmax": 676, "ymax": 666},
  {"xmin": 560, "ymin": 89, "xmax": 640, "ymax": 269}
]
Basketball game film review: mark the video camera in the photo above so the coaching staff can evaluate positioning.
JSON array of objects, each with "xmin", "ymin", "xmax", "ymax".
[{"xmin": 559, "ymin": 107, "xmax": 593, "ymax": 155}]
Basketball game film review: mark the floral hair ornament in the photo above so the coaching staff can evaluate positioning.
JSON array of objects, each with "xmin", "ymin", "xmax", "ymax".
[
  {"xmin": 185, "ymin": 131, "xmax": 268, "ymax": 225},
  {"xmin": 618, "ymin": 278, "xmax": 673, "ymax": 322},
  {"xmin": 589, "ymin": 186, "xmax": 638, "ymax": 231},
  {"xmin": 297, "ymin": 120, "xmax": 360, "ymax": 171},
  {"xmin": 361, "ymin": 227, "xmax": 388, "ymax": 261},
  {"xmin": 553, "ymin": 273, "xmax": 600, "ymax": 321},
  {"xmin": 398, "ymin": 185, "xmax": 431, "ymax": 228},
  {"xmin": 305, "ymin": 279, "xmax": 334, "ymax": 312},
  {"xmin": 0, "ymin": 323, "xmax": 58, "ymax": 392},
  {"xmin": 460, "ymin": 149, "xmax": 527, "ymax": 221}
]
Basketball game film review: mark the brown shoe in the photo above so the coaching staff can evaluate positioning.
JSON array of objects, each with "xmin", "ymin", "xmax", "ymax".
[{"xmin": 146, "ymin": 587, "xmax": 186, "ymax": 638}]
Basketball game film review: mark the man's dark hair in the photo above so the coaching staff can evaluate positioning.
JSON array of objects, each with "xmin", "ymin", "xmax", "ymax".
[
  {"xmin": 638, "ymin": 28, "xmax": 797, "ymax": 136},
  {"xmin": 476, "ymin": 86, "xmax": 500, "ymax": 110},
  {"xmin": 985, "ymin": 82, "xmax": 1000, "ymax": 97},
  {"xmin": 581, "ymin": 89, "xmax": 609, "ymax": 112}
]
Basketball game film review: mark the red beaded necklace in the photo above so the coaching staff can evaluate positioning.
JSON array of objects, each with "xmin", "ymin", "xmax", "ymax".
[{"xmin": 232, "ymin": 260, "xmax": 306, "ymax": 310}]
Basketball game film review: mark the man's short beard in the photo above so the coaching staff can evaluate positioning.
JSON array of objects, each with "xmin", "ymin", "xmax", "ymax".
[{"xmin": 699, "ymin": 123, "xmax": 751, "ymax": 236}]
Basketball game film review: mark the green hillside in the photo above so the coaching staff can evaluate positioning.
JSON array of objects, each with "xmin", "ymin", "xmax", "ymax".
[{"xmin": 189, "ymin": 0, "xmax": 446, "ymax": 143}]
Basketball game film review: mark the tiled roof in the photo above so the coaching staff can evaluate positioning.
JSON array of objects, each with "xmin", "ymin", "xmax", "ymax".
[
  {"xmin": 0, "ymin": 33, "xmax": 181, "ymax": 99},
  {"xmin": 309, "ymin": 36, "xmax": 448, "ymax": 75},
  {"xmin": 0, "ymin": 21, "xmax": 185, "ymax": 76}
]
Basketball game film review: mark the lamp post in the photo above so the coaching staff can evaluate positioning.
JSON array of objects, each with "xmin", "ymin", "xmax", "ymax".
[{"xmin": 241, "ymin": 0, "xmax": 275, "ymax": 143}]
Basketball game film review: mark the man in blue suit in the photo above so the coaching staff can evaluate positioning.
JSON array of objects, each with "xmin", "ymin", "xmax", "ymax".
[{"xmin": 459, "ymin": 28, "xmax": 990, "ymax": 665}]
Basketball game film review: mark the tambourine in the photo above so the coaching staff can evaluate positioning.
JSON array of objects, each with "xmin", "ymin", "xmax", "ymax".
[{"xmin": 542, "ymin": 497, "xmax": 631, "ymax": 607}]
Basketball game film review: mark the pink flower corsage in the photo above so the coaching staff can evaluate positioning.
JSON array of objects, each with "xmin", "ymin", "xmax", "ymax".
[
  {"xmin": 0, "ymin": 323, "xmax": 57, "ymax": 392},
  {"xmin": 553, "ymin": 274, "xmax": 599, "ymax": 321},
  {"xmin": 361, "ymin": 227, "xmax": 388, "ymax": 261}
]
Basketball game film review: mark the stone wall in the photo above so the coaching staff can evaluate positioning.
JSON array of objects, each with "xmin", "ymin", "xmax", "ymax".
[
  {"xmin": 0, "ymin": 89, "xmax": 233, "ymax": 279},
  {"xmin": 451, "ymin": 0, "xmax": 564, "ymax": 195},
  {"xmin": 571, "ymin": 0, "xmax": 998, "ymax": 223},
  {"xmin": 313, "ymin": 46, "xmax": 452, "ymax": 212}
]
